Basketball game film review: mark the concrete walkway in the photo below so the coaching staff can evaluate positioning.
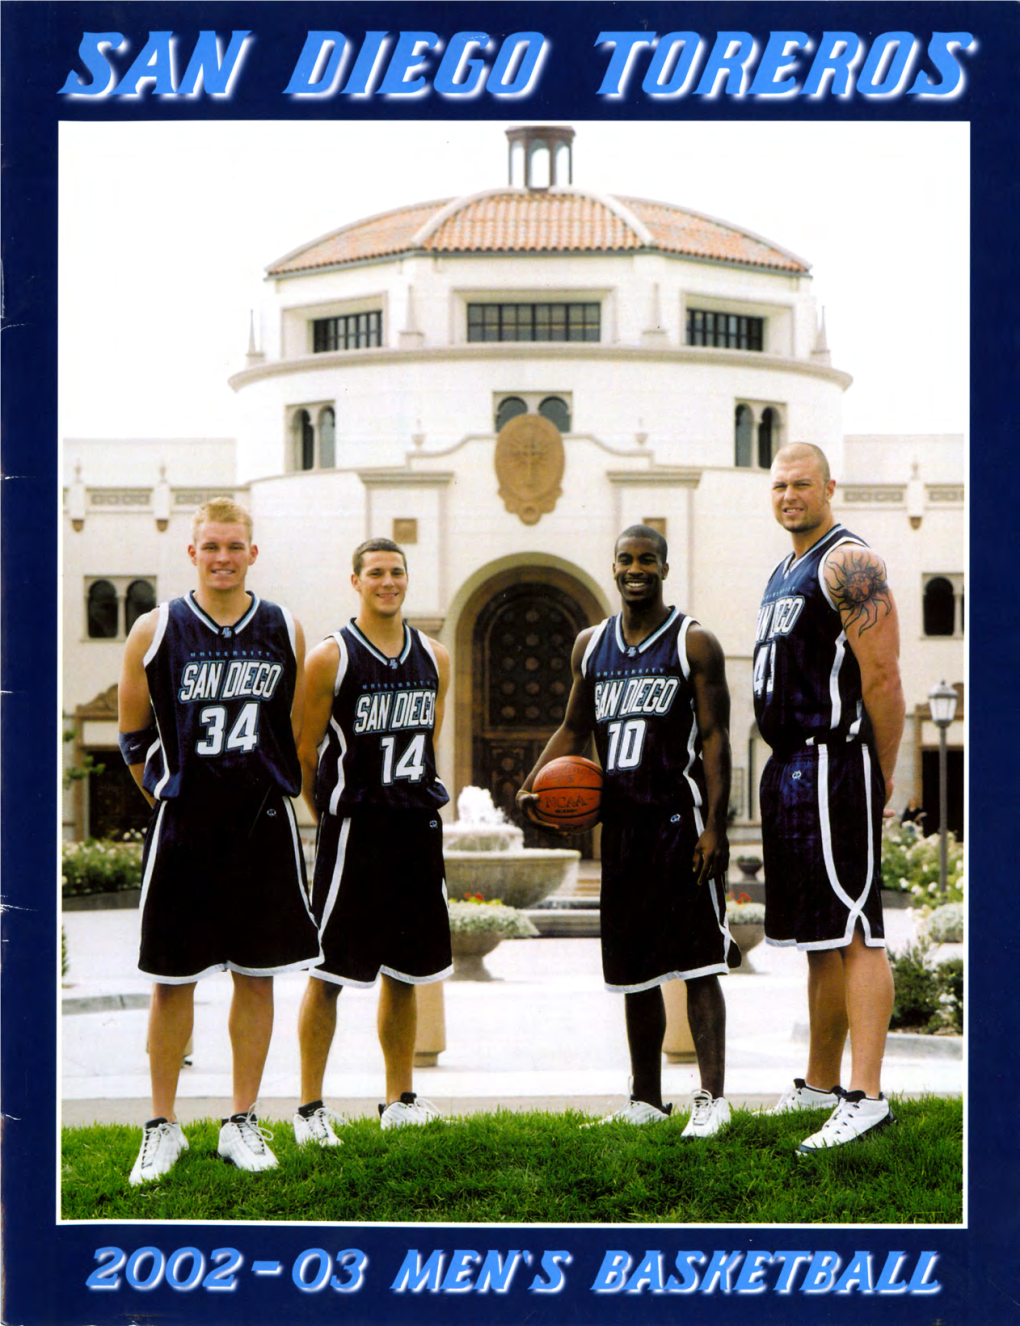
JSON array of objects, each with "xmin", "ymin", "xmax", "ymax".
[{"xmin": 61, "ymin": 900, "xmax": 963, "ymax": 1129}]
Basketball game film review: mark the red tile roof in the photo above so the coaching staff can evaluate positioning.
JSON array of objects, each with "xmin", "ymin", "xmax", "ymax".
[{"xmin": 267, "ymin": 189, "xmax": 807, "ymax": 276}]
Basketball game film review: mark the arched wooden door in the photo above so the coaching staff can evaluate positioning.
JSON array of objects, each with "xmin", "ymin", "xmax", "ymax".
[{"xmin": 472, "ymin": 581, "xmax": 594, "ymax": 850}]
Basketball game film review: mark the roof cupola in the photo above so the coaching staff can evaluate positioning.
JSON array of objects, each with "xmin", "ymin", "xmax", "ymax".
[{"xmin": 506, "ymin": 125, "xmax": 575, "ymax": 189}]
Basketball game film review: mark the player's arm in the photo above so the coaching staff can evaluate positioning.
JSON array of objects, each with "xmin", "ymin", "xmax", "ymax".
[
  {"xmin": 428, "ymin": 639, "xmax": 451, "ymax": 743},
  {"xmin": 686, "ymin": 625, "xmax": 732, "ymax": 887},
  {"xmin": 117, "ymin": 610, "xmax": 159, "ymax": 807},
  {"xmin": 297, "ymin": 637, "xmax": 340, "ymax": 822},
  {"xmin": 290, "ymin": 617, "xmax": 307, "ymax": 746},
  {"xmin": 515, "ymin": 628, "xmax": 596, "ymax": 826},
  {"xmin": 824, "ymin": 543, "xmax": 905, "ymax": 805}
]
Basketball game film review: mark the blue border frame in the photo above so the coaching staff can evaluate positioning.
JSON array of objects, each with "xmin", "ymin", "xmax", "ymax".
[{"xmin": 3, "ymin": 2, "xmax": 1016, "ymax": 1321}]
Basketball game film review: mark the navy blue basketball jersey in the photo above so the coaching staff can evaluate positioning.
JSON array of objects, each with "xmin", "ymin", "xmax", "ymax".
[
  {"xmin": 142, "ymin": 592, "xmax": 301, "ymax": 802},
  {"xmin": 314, "ymin": 621, "xmax": 449, "ymax": 815},
  {"xmin": 754, "ymin": 524, "xmax": 873, "ymax": 752},
  {"xmin": 580, "ymin": 608, "xmax": 706, "ymax": 814}
]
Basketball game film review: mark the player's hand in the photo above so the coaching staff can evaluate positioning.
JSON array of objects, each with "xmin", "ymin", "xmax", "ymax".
[
  {"xmin": 692, "ymin": 827, "xmax": 728, "ymax": 888},
  {"xmin": 515, "ymin": 789, "xmax": 544, "ymax": 826},
  {"xmin": 515, "ymin": 789, "xmax": 572, "ymax": 835}
]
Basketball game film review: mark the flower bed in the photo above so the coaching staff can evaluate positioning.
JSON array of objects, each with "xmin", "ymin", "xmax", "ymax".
[
  {"xmin": 62, "ymin": 834, "xmax": 143, "ymax": 898},
  {"xmin": 448, "ymin": 895, "xmax": 539, "ymax": 938}
]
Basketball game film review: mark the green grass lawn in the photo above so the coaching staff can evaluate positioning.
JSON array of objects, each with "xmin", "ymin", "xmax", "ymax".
[{"xmin": 62, "ymin": 1097, "xmax": 962, "ymax": 1225}]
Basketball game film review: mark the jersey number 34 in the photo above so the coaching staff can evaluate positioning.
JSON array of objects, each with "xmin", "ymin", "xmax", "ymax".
[{"xmin": 195, "ymin": 702, "xmax": 260, "ymax": 756}]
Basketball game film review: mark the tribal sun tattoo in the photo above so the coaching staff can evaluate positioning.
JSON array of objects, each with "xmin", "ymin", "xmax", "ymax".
[{"xmin": 827, "ymin": 548, "xmax": 892, "ymax": 635}]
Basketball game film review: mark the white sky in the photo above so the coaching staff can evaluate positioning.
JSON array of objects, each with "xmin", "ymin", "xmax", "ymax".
[{"xmin": 59, "ymin": 118, "xmax": 969, "ymax": 440}]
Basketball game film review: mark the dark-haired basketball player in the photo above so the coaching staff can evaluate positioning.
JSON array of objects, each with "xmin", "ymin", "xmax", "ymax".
[
  {"xmin": 293, "ymin": 539, "xmax": 452, "ymax": 1145},
  {"xmin": 118, "ymin": 498, "xmax": 321, "ymax": 1185},
  {"xmin": 756, "ymin": 443, "xmax": 905, "ymax": 1153},
  {"xmin": 518, "ymin": 526, "xmax": 735, "ymax": 1138}
]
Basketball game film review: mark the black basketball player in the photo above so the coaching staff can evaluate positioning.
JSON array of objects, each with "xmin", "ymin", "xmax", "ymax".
[
  {"xmin": 293, "ymin": 539, "xmax": 452, "ymax": 1145},
  {"xmin": 118, "ymin": 498, "xmax": 321, "ymax": 1185},
  {"xmin": 756, "ymin": 443, "xmax": 905, "ymax": 1153},
  {"xmin": 517, "ymin": 526, "xmax": 735, "ymax": 1138}
]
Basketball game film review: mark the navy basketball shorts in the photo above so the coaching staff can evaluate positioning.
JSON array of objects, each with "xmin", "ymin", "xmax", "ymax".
[
  {"xmin": 759, "ymin": 741, "xmax": 886, "ymax": 950},
  {"xmin": 310, "ymin": 807, "xmax": 452, "ymax": 987},
  {"xmin": 599, "ymin": 805, "xmax": 733, "ymax": 992},
  {"xmin": 138, "ymin": 791, "xmax": 322, "ymax": 982}
]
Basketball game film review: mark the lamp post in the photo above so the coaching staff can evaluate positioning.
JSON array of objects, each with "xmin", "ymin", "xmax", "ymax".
[{"xmin": 928, "ymin": 680, "xmax": 959, "ymax": 895}]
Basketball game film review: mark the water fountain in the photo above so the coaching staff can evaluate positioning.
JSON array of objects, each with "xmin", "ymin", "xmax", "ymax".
[{"xmin": 443, "ymin": 786, "xmax": 580, "ymax": 909}]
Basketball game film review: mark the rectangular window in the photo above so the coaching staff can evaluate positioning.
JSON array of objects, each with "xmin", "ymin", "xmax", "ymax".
[
  {"xmin": 313, "ymin": 310, "xmax": 382, "ymax": 352},
  {"xmin": 467, "ymin": 302, "xmax": 600, "ymax": 343},
  {"xmin": 686, "ymin": 309, "xmax": 763, "ymax": 352}
]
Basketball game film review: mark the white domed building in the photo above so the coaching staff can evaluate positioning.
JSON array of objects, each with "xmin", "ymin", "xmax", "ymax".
[{"xmin": 63, "ymin": 126, "xmax": 963, "ymax": 848}]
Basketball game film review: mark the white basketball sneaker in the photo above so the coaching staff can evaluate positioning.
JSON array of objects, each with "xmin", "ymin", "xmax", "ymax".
[
  {"xmin": 797, "ymin": 1091, "xmax": 896, "ymax": 1154},
  {"xmin": 770, "ymin": 1078, "xmax": 844, "ymax": 1114},
  {"xmin": 217, "ymin": 1106, "xmax": 278, "ymax": 1171},
  {"xmin": 129, "ymin": 1118, "xmax": 189, "ymax": 1186},
  {"xmin": 379, "ymin": 1092, "xmax": 443, "ymax": 1130},
  {"xmin": 582, "ymin": 1097, "xmax": 672, "ymax": 1128},
  {"xmin": 680, "ymin": 1089, "xmax": 732, "ymax": 1139},
  {"xmin": 293, "ymin": 1101, "xmax": 347, "ymax": 1148}
]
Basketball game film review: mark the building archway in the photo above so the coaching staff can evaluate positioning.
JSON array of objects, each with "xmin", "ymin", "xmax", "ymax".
[{"xmin": 453, "ymin": 564, "xmax": 605, "ymax": 851}]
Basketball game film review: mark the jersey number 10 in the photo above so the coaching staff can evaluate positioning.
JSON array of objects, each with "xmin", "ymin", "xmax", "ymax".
[{"xmin": 605, "ymin": 718, "xmax": 647, "ymax": 771}]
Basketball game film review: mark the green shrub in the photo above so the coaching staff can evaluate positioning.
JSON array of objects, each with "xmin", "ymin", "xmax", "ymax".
[
  {"xmin": 62, "ymin": 834, "xmax": 143, "ymax": 897},
  {"xmin": 922, "ymin": 902, "xmax": 964, "ymax": 944},
  {"xmin": 937, "ymin": 958, "xmax": 964, "ymax": 1034},
  {"xmin": 880, "ymin": 819, "xmax": 964, "ymax": 911},
  {"xmin": 890, "ymin": 942, "xmax": 964, "ymax": 1034},
  {"xmin": 448, "ymin": 897, "xmax": 538, "ymax": 938}
]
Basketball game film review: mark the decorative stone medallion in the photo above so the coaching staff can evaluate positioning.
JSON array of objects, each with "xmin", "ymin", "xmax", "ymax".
[{"xmin": 494, "ymin": 413, "xmax": 564, "ymax": 525}]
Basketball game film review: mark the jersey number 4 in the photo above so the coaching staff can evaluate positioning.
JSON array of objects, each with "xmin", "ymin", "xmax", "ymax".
[
  {"xmin": 195, "ymin": 702, "xmax": 260, "ymax": 756},
  {"xmin": 380, "ymin": 732, "xmax": 426, "ymax": 784}
]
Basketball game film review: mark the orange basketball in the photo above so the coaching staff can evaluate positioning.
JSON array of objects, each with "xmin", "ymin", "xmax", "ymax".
[{"xmin": 532, "ymin": 756, "xmax": 603, "ymax": 832}]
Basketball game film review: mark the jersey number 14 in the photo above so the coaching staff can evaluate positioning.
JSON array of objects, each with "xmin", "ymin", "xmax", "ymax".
[{"xmin": 380, "ymin": 732, "xmax": 427, "ymax": 784}]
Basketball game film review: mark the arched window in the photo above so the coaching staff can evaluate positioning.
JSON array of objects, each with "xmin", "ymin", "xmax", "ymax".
[
  {"xmin": 318, "ymin": 407, "xmax": 336, "ymax": 469},
  {"xmin": 538, "ymin": 396, "xmax": 571, "ymax": 432},
  {"xmin": 495, "ymin": 396, "xmax": 528, "ymax": 431},
  {"xmin": 292, "ymin": 409, "xmax": 315, "ymax": 471},
  {"xmin": 87, "ymin": 580, "xmax": 118, "ymax": 639},
  {"xmin": 923, "ymin": 576, "xmax": 956, "ymax": 636},
  {"xmin": 735, "ymin": 405, "xmax": 753, "ymax": 468},
  {"xmin": 758, "ymin": 408, "xmax": 779, "ymax": 468},
  {"xmin": 125, "ymin": 579, "xmax": 156, "ymax": 633},
  {"xmin": 289, "ymin": 405, "xmax": 339, "ymax": 471}
]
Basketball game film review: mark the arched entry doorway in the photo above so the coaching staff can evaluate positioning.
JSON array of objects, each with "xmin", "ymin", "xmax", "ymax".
[{"xmin": 455, "ymin": 566, "xmax": 605, "ymax": 852}]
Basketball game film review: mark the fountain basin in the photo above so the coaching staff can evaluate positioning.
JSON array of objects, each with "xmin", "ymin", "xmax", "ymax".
[{"xmin": 445, "ymin": 847, "xmax": 579, "ymax": 911}]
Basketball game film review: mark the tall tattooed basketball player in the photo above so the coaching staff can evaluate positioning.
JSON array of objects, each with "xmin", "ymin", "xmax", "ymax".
[
  {"xmin": 293, "ymin": 539, "xmax": 452, "ymax": 1145},
  {"xmin": 756, "ymin": 443, "xmax": 905, "ymax": 1154},
  {"xmin": 517, "ymin": 526, "xmax": 736, "ymax": 1139},
  {"xmin": 118, "ymin": 498, "xmax": 321, "ymax": 1185}
]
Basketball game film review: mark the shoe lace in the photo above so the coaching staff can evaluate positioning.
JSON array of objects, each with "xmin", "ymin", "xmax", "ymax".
[
  {"xmin": 235, "ymin": 1107, "xmax": 274, "ymax": 1152},
  {"xmin": 141, "ymin": 1120, "xmax": 172, "ymax": 1165},
  {"xmin": 690, "ymin": 1092, "xmax": 714, "ymax": 1125},
  {"xmin": 825, "ymin": 1097, "xmax": 860, "ymax": 1137},
  {"xmin": 309, "ymin": 1105, "xmax": 345, "ymax": 1138}
]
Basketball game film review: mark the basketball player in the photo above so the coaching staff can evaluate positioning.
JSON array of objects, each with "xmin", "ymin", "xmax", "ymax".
[
  {"xmin": 118, "ymin": 498, "xmax": 321, "ymax": 1185},
  {"xmin": 756, "ymin": 443, "xmax": 905, "ymax": 1152},
  {"xmin": 293, "ymin": 539, "xmax": 452, "ymax": 1144},
  {"xmin": 517, "ymin": 526, "xmax": 736, "ymax": 1138}
]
